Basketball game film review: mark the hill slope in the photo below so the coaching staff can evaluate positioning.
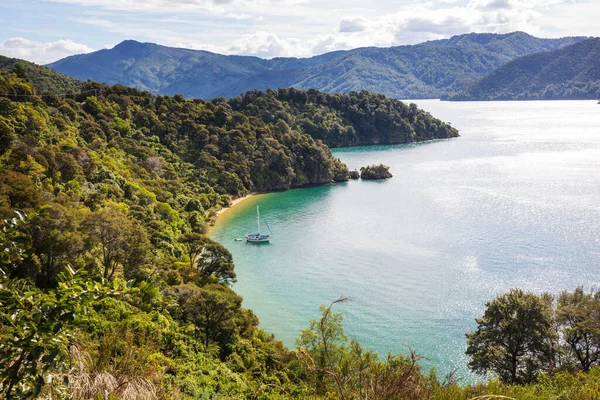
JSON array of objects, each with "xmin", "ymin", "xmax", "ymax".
[
  {"xmin": 0, "ymin": 55, "xmax": 82, "ymax": 93},
  {"xmin": 46, "ymin": 32, "xmax": 584, "ymax": 99},
  {"xmin": 444, "ymin": 38, "xmax": 600, "ymax": 100}
]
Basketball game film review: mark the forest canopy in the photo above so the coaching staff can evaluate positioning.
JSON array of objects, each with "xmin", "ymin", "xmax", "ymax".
[{"xmin": 0, "ymin": 64, "xmax": 599, "ymax": 400}]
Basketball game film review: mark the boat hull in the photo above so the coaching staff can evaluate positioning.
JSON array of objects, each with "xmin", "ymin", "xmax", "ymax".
[{"xmin": 245, "ymin": 234, "xmax": 271, "ymax": 243}]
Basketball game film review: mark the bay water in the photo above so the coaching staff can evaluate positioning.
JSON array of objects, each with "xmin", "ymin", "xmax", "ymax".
[{"xmin": 210, "ymin": 100, "xmax": 600, "ymax": 380}]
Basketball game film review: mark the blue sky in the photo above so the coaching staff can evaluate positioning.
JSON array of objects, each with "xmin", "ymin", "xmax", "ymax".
[{"xmin": 0, "ymin": 0, "xmax": 598, "ymax": 64}]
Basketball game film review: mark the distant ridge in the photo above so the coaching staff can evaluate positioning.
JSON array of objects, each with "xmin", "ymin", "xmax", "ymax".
[
  {"xmin": 444, "ymin": 38, "xmax": 600, "ymax": 101},
  {"xmin": 46, "ymin": 32, "xmax": 585, "ymax": 100},
  {"xmin": 0, "ymin": 55, "xmax": 82, "ymax": 93}
]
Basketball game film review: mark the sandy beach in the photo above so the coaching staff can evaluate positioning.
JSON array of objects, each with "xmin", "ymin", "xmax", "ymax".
[{"xmin": 216, "ymin": 193, "xmax": 256, "ymax": 217}]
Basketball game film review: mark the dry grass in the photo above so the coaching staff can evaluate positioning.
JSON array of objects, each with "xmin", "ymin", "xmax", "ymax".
[{"xmin": 68, "ymin": 345, "xmax": 159, "ymax": 400}]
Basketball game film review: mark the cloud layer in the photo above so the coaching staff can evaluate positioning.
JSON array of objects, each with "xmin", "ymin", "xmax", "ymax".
[
  {"xmin": 1, "ymin": 0, "xmax": 596, "ymax": 62},
  {"xmin": 0, "ymin": 38, "xmax": 94, "ymax": 64},
  {"xmin": 221, "ymin": 0, "xmax": 565, "ymax": 58}
]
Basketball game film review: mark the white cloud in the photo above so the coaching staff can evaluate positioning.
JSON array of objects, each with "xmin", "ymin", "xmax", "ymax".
[
  {"xmin": 18, "ymin": 0, "xmax": 592, "ymax": 61},
  {"xmin": 228, "ymin": 31, "xmax": 312, "ymax": 58},
  {"xmin": 326, "ymin": 0, "xmax": 571, "ymax": 50},
  {"xmin": 102, "ymin": 0, "xmax": 578, "ymax": 59},
  {"xmin": 338, "ymin": 17, "xmax": 368, "ymax": 33},
  {"xmin": 47, "ymin": 0, "xmax": 305, "ymax": 18},
  {"xmin": 0, "ymin": 37, "xmax": 94, "ymax": 64}
]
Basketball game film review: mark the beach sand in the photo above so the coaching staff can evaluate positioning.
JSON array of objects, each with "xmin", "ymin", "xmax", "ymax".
[{"xmin": 216, "ymin": 193, "xmax": 255, "ymax": 217}]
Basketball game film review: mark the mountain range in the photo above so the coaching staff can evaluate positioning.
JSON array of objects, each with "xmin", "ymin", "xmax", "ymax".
[
  {"xmin": 47, "ymin": 32, "xmax": 585, "ymax": 100},
  {"xmin": 443, "ymin": 37, "xmax": 600, "ymax": 101}
]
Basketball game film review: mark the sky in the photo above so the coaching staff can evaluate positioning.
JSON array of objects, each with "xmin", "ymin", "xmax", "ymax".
[{"xmin": 0, "ymin": 0, "xmax": 598, "ymax": 64}]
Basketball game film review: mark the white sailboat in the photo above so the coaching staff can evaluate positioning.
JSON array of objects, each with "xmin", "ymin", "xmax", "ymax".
[{"xmin": 245, "ymin": 206, "xmax": 272, "ymax": 243}]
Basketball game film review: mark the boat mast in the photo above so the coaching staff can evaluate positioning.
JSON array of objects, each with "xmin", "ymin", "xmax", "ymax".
[{"xmin": 257, "ymin": 206, "xmax": 261, "ymax": 234}]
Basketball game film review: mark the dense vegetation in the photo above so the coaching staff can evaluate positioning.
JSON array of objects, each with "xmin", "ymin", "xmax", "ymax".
[
  {"xmin": 229, "ymin": 88, "xmax": 458, "ymax": 147},
  {"xmin": 47, "ymin": 32, "xmax": 584, "ymax": 99},
  {"xmin": 0, "ymin": 68, "xmax": 451, "ymax": 397},
  {"xmin": 445, "ymin": 38, "xmax": 600, "ymax": 101},
  {"xmin": 360, "ymin": 164, "xmax": 393, "ymax": 180},
  {"xmin": 0, "ymin": 56, "xmax": 82, "ymax": 94},
  {"xmin": 1, "ymin": 67, "xmax": 599, "ymax": 399}
]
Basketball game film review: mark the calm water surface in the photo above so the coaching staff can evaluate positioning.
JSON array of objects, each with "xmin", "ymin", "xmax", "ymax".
[{"xmin": 210, "ymin": 100, "xmax": 600, "ymax": 380}]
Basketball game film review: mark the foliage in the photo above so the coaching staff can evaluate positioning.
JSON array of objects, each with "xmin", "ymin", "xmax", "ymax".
[
  {"xmin": 556, "ymin": 287, "xmax": 600, "ymax": 372},
  {"xmin": 466, "ymin": 289, "xmax": 556, "ymax": 384},
  {"xmin": 46, "ymin": 33, "xmax": 584, "ymax": 99},
  {"xmin": 431, "ymin": 367, "xmax": 600, "ymax": 400},
  {"xmin": 183, "ymin": 284, "xmax": 243, "ymax": 350},
  {"xmin": 0, "ymin": 223, "xmax": 127, "ymax": 399},
  {"xmin": 230, "ymin": 88, "xmax": 458, "ymax": 147},
  {"xmin": 360, "ymin": 164, "xmax": 393, "ymax": 180},
  {"xmin": 445, "ymin": 38, "xmax": 600, "ymax": 101},
  {"xmin": 179, "ymin": 232, "xmax": 236, "ymax": 285},
  {"xmin": 83, "ymin": 204, "xmax": 151, "ymax": 280},
  {"xmin": 465, "ymin": 287, "xmax": 600, "ymax": 386},
  {"xmin": 296, "ymin": 297, "xmax": 430, "ymax": 400},
  {"xmin": 2, "ymin": 65, "xmax": 600, "ymax": 399},
  {"xmin": 0, "ymin": 56, "xmax": 82, "ymax": 94}
]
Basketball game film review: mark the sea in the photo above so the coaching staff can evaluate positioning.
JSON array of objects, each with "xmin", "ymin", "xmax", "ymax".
[{"xmin": 210, "ymin": 100, "xmax": 600, "ymax": 380}]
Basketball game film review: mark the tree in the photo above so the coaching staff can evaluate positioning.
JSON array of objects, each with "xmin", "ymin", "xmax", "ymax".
[
  {"xmin": 83, "ymin": 204, "xmax": 150, "ymax": 280},
  {"xmin": 296, "ymin": 296, "xmax": 350, "ymax": 397},
  {"xmin": 556, "ymin": 287, "xmax": 600, "ymax": 372},
  {"xmin": 359, "ymin": 164, "xmax": 392, "ymax": 180},
  {"xmin": 296, "ymin": 297, "xmax": 428, "ymax": 400},
  {"xmin": 0, "ymin": 210, "xmax": 34, "ymax": 279},
  {"xmin": 183, "ymin": 284, "xmax": 243, "ymax": 349},
  {"xmin": 466, "ymin": 289, "xmax": 556, "ymax": 384},
  {"xmin": 196, "ymin": 241, "xmax": 236, "ymax": 285},
  {"xmin": 26, "ymin": 204, "xmax": 84, "ymax": 287},
  {"xmin": 180, "ymin": 233, "xmax": 236, "ymax": 286},
  {"xmin": 179, "ymin": 232, "xmax": 206, "ymax": 270}
]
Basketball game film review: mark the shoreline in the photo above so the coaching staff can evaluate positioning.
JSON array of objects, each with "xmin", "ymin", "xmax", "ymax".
[
  {"xmin": 216, "ymin": 193, "xmax": 256, "ymax": 217},
  {"xmin": 210, "ymin": 179, "xmax": 354, "ymax": 228}
]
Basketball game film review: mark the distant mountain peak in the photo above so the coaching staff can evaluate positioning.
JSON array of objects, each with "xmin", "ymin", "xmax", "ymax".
[
  {"xmin": 112, "ymin": 39, "xmax": 152, "ymax": 50},
  {"xmin": 47, "ymin": 32, "xmax": 588, "ymax": 100}
]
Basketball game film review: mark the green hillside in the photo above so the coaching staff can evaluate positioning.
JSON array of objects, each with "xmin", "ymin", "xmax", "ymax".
[
  {"xmin": 0, "ymin": 60, "xmax": 457, "ymax": 399},
  {"xmin": 444, "ymin": 38, "xmax": 600, "ymax": 101},
  {"xmin": 229, "ymin": 88, "xmax": 458, "ymax": 147},
  {"xmin": 1, "ymin": 66, "xmax": 600, "ymax": 400},
  {"xmin": 46, "ymin": 32, "xmax": 584, "ymax": 100},
  {"xmin": 0, "ymin": 55, "xmax": 82, "ymax": 94}
]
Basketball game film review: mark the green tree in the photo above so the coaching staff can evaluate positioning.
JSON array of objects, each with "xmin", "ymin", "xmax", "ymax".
[
  {"xmin": 296, "ymin": 296, "xmax": 350, "ymax": 397},
  {"xmin": 180, "ymin": 234, "xmax": 236, "ymax": 286},
  {"xmin": 296, "ymin": 297, "xmax": 428, "ymax": 400},
  {"xmin": 179, "ymin": 232, "xmax": 206, "ymax": 270},
  {"xmin": 556, "ymin": 287, "xmax": 600, "ymax": 372},
  {"xmin": 83, "ymin": 204, "xmax": 150, "ymax": 280},
  {"xmin": 27, "ymin": 204, "xmax": 84, "ymax": 287},
  {"xmin": 466, "ymin": 289, "xmax": 556, "ymax": 384},
  {"xmin": 183, "ymin": 284, "xmax": 243, "ymax": 349},
  {"xmin": 360, "ymin": 164, "xmax": 393, "ymax": 180}
]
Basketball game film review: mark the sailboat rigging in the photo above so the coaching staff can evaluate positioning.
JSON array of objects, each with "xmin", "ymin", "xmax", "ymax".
[{"xmin": 245, "ymin": 206, "xmax": 272, "ymax": 243}]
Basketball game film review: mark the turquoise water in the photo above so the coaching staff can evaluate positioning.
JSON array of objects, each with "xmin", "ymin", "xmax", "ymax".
[{"xmin": 210, "ymin": 100, "xmax": 600, "ymax": 380}]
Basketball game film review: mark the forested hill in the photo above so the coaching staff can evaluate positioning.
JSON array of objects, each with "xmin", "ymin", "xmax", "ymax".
[
  {"xmin": 0, "ymin": 70, "xmax": 457, "ymax": 222},
  {"xmin": 229, "ymin": 88, "xmax": 458, "ymax": 147},
  {"xmin": 444, "ymin": 38, "xmax": 600, "ymax": 101},
  {"xmin": 0, "ymin": 55, "xmax": 82, "ymax": 94},
  {"xmin": 46, "ymin": 32, "xmax": 584, "ymax": 99},
  {"xmin": 3, "ymin": 69, "xmax": 600, "ymax": 399},
  {"xmin": 0, "ymin": 63, "xmax": 455, "ymax": 398}
]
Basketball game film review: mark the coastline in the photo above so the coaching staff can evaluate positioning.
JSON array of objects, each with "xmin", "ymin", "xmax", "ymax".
[
  {"xmin": 210, "ymin": 179, "xmax": 355, "ymax": 228},
  {"xmin": 216, "ymin": 193, "xmax": 256, "ymax": 217}
]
